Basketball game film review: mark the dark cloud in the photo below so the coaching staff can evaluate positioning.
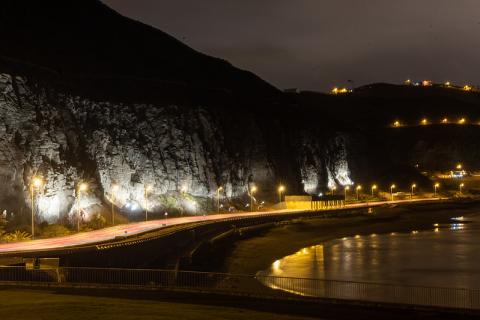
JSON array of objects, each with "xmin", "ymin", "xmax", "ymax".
[{"xmin": 102, "ymin": 0, "xmax": 480, "ymax": 91}]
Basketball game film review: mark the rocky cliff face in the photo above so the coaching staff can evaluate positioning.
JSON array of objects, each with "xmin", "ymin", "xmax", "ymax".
[{"xmin": 0, "ymin": 72, "xmax": 354, "ymax": 222}]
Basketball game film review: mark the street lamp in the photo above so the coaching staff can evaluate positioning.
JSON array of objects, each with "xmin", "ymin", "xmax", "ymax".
[
  {"xmin": 356, "ymin": 185, "xmax": 362, "ymax": 201},
  {"xmin": 331, "ymin": 186, "xmax": 337, "ymax": 195},
  {"xmin": 30, "ymin": 177, "xmax": 43, "ymax": 239},
  {"xmin": 77, "ymin": 182, "xmax": 88, "ymax": 232},
  {"xmin": 144, "ymin": 185, "xmax": 153, "ymax": 221},
  {"xmin": 411, "ymin": 184, "xmax": 416, "ymax": 199},
  {"xmin": 111, "ymin": 184, "xmax": 119, "ymax": 225},
  {"xmin": 371, "ymin": 185, "xmax": 377, "ymax": 197},
  {"xmin": 278, "ymin": 185, "xmax": 285, "ymax": 203},
  {"xmin": 344, "ymin": 186, "xmax": 350, "ymax": 201},
  {"xmin": 459, "ymin": 183, "xmax": 465, "ymax": 194},
  {"xmin": 180, "ymin": 185, "xmax": 188, "ymax": 193},
  {"xmin": 390, "ymin": 184, "xmax": 396, "ymax": 201},
  {"xmin": 217, "ymin": 186, "xmax": 223, "ymax": 213},
  {"xmin": 434, "ymin": 183, "xmax": 440, "ymax": 197},
  {"xmin": 250, "ymin": 186, "xmax": 257, "ymax": 212}
]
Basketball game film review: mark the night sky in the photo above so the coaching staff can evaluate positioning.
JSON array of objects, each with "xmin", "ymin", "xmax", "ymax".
[{"xmin": 102, "ymin": 0, "xmax": 480, "ymax": 92}]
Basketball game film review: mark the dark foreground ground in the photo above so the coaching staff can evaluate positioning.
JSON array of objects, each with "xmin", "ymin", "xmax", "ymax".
[{"xmin": 1, "ymin": 286, "xmax": 477, "ymax": 320}]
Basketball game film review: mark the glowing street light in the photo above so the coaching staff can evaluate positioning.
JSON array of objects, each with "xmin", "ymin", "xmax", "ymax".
[
  {"xmin": 344, "ymin": 186, "xmax": 350, "ymax": 201},
  {"xmin": 77, "ymin": 182, "xmax": 88, "ymax": 232},
  {"xmin": 356, "ymin": 185, "xmax": 362, "ymax": 201},
  {"xmin": 393, "ymin": 120, "xmax": 401, "ymax": 127},
  {"xmin": 144, "ymin": 185, "xmax": 153, "ymax": 221},
  {"xmin": 371, "ymin": 185, "xmax": 377, "ymax": 197},
  {"xmin": 464, "ymin": 85, "xmax": 472, "ymax": 91},
  {"xmin": 421, "ymin": 118, "xmax": 428, "ymax": 125},
  {"xmin": 456, "ymin": 164, "xmax": 463, "ymax": 170},
  {"xmin": 331, "ymin": 186, "xmax": 337, "ymax": 195},
  {"xmin": 111, "ymin": 184, "xmax": 119, "ymax": 225},
  {"xmin": 411, "ymin": 183, "xmax": 416, "ymax": 199},
  {"xmin": 441, "ymin": 118, "xmax": 448, "ymax": 124},
  {"xmin": 278, "ymin": 185, "xmax": 285, "ymax": 203},
  {"xmin": 250, "ymin": 186, "xmax": 257, "ymax": 212},
  {"xmin": 180, "ymin": 185, "xmax": 188, "ymax": 193},
  {"xmin": 434, "ymin": 183, "xmax": 440, "ymax": 198},
  {"xmin": 458, "ymin": 118, "xmax": 466, "ymax": 124},
  {"xmin": 30, "ymin": 177, "xmax": 44, "ymax": 239},
  {"xmin": 217, "ymin": 186, "xmax": 223, "ymax": 213},
  {"xmin": 390, "ymin": 184, "xmax": 396, "ymax": 201},
  {"xmin": 459, "ymin": 183, "xmax": 465, "ymax": 194}
]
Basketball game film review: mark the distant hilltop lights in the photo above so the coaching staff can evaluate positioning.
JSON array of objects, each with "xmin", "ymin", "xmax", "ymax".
[
  {"xmin": 391, "ymin": 117, "xmax": 473, "ymax": 127},
  {"xmin": 404, "ymin": 79, "xmax": 477, "ymax": 92},
  {"xmin": 331, "ymin": 87, "xmax": 352, "ymax": 94}
]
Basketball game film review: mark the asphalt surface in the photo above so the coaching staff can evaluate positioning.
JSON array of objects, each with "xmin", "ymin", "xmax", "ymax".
[{"xmin": 0, "ymin": 198, "xmax": 439, "ymax": 254}]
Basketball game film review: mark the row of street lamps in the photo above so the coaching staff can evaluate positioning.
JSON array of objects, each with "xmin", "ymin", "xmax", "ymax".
[{"xmin": 30, "ymin": 177, "xmax": 88, "ymax": 239}]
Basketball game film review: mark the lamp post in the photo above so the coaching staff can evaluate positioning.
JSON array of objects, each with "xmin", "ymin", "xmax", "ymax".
[
  {"xmin": 331, "ymin": 186, "xmax": 337, "ymax": 195},
  {"xmin": 411, "ymin": 184, "xmax": 416, "ymax": 199},
  {"xmin": 390, "ymin": 184, "xmax": 396, "ymax": 201},
  {"xmin": 278, "ymin": 185, "xmax": 285, "ymax": 203},
  {"xmin": 30, "ymin": 177, "xmax": 43, "ymax": 239},
  {"xmin": 344, "ymin": 186, "xmax": 350, "ymax": 201},
  {"xmin": 77, "ymin": 183, "xmax": 88, "ymax": 232},
  {"xmin": 434, "ymin": 183, "xmax": 440, "ymax": 197},
  {"xmin": 144, "ymin": 185, "xmax": 153, "ymax": 221},
  {"xmin": 111, "ymin": 184, "xmax": 119, "ymax": 225},
  {"xmin": 459, "ymin": 183, "xmax": 464, "ymax": 194},
  {"xmin": 356, "ymin": 185, "xmax": 362, "ymax": 201},
  {"xmin": 371, "ymin": 185, "xmax": 377, "ymax": 197},
  {"xmin": 250, "ymin": 186, "xmax": 257, "ymax": 212},
  {"xmin": 217, "ymin": 186, "xmax": 223, "ymax": 213}
]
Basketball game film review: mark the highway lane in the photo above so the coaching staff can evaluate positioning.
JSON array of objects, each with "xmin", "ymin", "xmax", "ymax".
[{"xmin": 0, "ymin": 198, "xmax": 440, "ymax": 254}]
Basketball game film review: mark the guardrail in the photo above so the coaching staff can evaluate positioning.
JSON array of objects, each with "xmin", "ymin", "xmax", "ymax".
[{"xmin": 0, "ymin": 266, "xmax": 479, "ymax": 311}]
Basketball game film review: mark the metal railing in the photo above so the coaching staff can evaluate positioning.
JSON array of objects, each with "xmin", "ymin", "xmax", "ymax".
[{"xmin": 0, "ymin": 266, "xmax": 478, "ymax": 310}]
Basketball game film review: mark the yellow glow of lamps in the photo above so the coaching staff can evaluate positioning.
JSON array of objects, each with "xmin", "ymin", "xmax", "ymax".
[
  {"xmin": 441, "ymin": 118, "xmax": 448, "ymax": 124},
  {"xmin": 458, "ymin": 118, "xmax": 466, "ymax": 124},
  {"xmin": 32, "ymin": 177, "xmax": 43, "ymax": 188},
  {"xmin": 79, "ymin": 183, "xmax": 88, "ymax": 192},
  {"xmin": 421, "ymin": 118, "xmax": 428, "ymax": 125}
]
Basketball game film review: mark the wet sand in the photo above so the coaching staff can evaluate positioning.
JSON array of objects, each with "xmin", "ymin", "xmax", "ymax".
[{"xmin": 221, "ymin": 201, "xmax": 480, "ymax": 275}]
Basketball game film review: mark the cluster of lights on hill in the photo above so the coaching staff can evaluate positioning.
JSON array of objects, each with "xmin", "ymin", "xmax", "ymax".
[
  {"xmin": 331, "ymin": 79, "xmax": 477, "ymax": 95},
  {"xmin": 404, "ymin": 79, "xmax": 476, "ymax": 92},
  {"xmin": 392, "ymin": 117, "xmax": 475, "ymax": 127}
]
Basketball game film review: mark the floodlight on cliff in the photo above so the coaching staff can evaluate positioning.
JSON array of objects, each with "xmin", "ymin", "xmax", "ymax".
[{"xmin": 30, "ymin": 176, "xmax": 44, "ymax": 239}]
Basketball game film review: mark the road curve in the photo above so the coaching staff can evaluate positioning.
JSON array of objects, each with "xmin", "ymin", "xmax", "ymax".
[{"xmin": 0, "ymin": 198, "xmax": 440, "ymax": 254}]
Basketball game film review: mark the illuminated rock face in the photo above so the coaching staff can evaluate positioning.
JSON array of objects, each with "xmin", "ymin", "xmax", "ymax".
[
  {"xmin": 299, "ymin": 133, "xmax": 353, "ymax": 195},
  {"xmin": 0, "ymin": 73, "xmax": 354, "ymax": 222}
]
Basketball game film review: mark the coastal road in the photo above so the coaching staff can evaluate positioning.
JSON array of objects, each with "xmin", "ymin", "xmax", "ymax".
[{"xmin": 0, "ymin": 198, "xmax": 440, "ymax": 254}]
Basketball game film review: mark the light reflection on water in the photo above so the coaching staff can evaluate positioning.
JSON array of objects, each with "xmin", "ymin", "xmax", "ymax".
[{"xmin": 261, "ymin": 216, "xmax": 480, "ymax": 289}]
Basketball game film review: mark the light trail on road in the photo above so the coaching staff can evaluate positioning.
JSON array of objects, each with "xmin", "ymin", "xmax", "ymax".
[{"xmin": 0, "ymin": 198, "xmax": 440, "ymax": 254}]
